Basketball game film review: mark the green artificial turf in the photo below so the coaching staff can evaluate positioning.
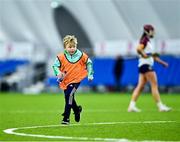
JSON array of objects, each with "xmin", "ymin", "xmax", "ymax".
[{"xmin": 0, "ymin": 92, "xmax": 180, "ymax": 141}]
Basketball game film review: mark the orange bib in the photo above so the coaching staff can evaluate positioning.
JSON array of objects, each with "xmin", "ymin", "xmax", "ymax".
[{"xmin": 57, "ymin": 52, "xmax": 88, "ymax": 90}]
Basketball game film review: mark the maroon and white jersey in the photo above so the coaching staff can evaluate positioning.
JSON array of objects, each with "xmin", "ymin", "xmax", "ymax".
[{"xmin": 138, "ymin": 35, "xmax": 155, "ymax": 67}]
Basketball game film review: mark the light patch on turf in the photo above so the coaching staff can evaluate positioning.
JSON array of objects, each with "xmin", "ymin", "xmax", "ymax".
[
  {"xmin": 1, "ymin": 108, "xmax": 179, "ymax": 113},
  {"xmin": 0, "ymin": 109, "xmax": 122, "ymax": 113},
  {"xmin": 3, "ymin": 121, "xmax": 176, "ymax": 141}
]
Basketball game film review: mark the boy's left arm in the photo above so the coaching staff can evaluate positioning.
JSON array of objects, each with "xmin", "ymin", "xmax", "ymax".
[{"xmin": 86, "ymin": 58, "xmax": 94, "ymax": 81}]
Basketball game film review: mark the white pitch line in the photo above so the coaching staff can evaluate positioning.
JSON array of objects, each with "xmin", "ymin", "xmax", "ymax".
[
  {"xmin": 3, "ymin": 121, "xmax": 176, "ymax": 142},
  {"xmin": 3, "ymin": 128, "xmax": 129, "ymax": 142}
]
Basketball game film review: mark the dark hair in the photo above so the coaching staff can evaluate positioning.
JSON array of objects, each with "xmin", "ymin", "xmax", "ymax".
[
  {"xmin": 143, "ymin": 24, "xmax": 154, "ymax": 33},
  {"xmin": 140, "ymin": 32, "xmax": 147, "ymax": 41}
]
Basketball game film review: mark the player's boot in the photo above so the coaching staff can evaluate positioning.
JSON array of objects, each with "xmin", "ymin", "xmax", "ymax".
[
  {"xmin": 61, "ymin": 118, "xmax": 70, "ymax": 125},
  {"xmin": 159, "ymin": 104, "xmax": 171, "ymax": 112},
  {"xmin": 128, "ymin": 106, "xmax": 141, "ymax": 112},
  {"xmin": 74, "ymin": 105, "xmax": 82, "ymax": 122}
]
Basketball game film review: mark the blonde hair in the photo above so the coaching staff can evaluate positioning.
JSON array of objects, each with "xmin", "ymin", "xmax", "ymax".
[{"xmin": 63, "ymin": 35, "xmax": 78, "ymax": 48}]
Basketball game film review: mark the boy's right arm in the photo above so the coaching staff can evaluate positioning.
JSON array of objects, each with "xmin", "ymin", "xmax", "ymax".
[
  {"xmin": 52, "ymin": 57, "xmax": 66, "ymax": 82},
  {"xmin": 52, "ymin": 57, "xmax": 61, "ymax": 76}
]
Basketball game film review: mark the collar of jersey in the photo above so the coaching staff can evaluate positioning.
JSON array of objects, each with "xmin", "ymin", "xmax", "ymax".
[{"xmin": 64, "ymin": 49, "xmax": 83, "ymax": 63}]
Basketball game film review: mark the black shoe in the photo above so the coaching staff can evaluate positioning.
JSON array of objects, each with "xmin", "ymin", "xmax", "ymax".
[
  {"xmin": 74, "ymin": 105, "xmax": 82, "ymax": 122},
  {"xmin": 61, "ymin": 118, "xmax": 70, "ymax": 125}
]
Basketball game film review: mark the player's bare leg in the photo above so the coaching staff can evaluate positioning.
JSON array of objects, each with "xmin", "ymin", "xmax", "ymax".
[
  {"xmin": 145, "ymin": 71, "xmax": 171, "ymax": 112},
  {"xmin": 128, "ymin": 74, "xmax": 147, "ymax": 112}
]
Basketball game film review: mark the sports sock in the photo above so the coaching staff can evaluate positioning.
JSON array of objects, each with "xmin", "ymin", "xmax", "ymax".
[
  {"xmin": 129, "ymin": 101, "xmax": 136, "ymax": 108},
  {"xmin": 157, "ymin": 101, "xmax": 163, "ymax": 108}
]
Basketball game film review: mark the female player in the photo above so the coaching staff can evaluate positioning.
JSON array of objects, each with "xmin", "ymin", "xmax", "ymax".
[{"xmin": 128, "ymin": 24, "xmax": 171, "ymax": 112}]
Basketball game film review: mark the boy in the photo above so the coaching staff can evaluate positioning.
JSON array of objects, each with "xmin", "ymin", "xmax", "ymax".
[{"xmin": 52, "ymin": 35, "xmax": 94, "ymax": 125}]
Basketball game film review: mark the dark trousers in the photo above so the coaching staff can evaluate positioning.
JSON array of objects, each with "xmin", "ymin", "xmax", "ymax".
[{"xmin": 63, "ymin": 82, "xmax": 80, "ymax": 120}]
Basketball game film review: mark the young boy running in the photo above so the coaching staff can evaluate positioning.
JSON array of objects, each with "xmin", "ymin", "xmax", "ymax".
[{"xmin": 52, "ymin": 35, "xmax": 94, "ymax": 124}]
